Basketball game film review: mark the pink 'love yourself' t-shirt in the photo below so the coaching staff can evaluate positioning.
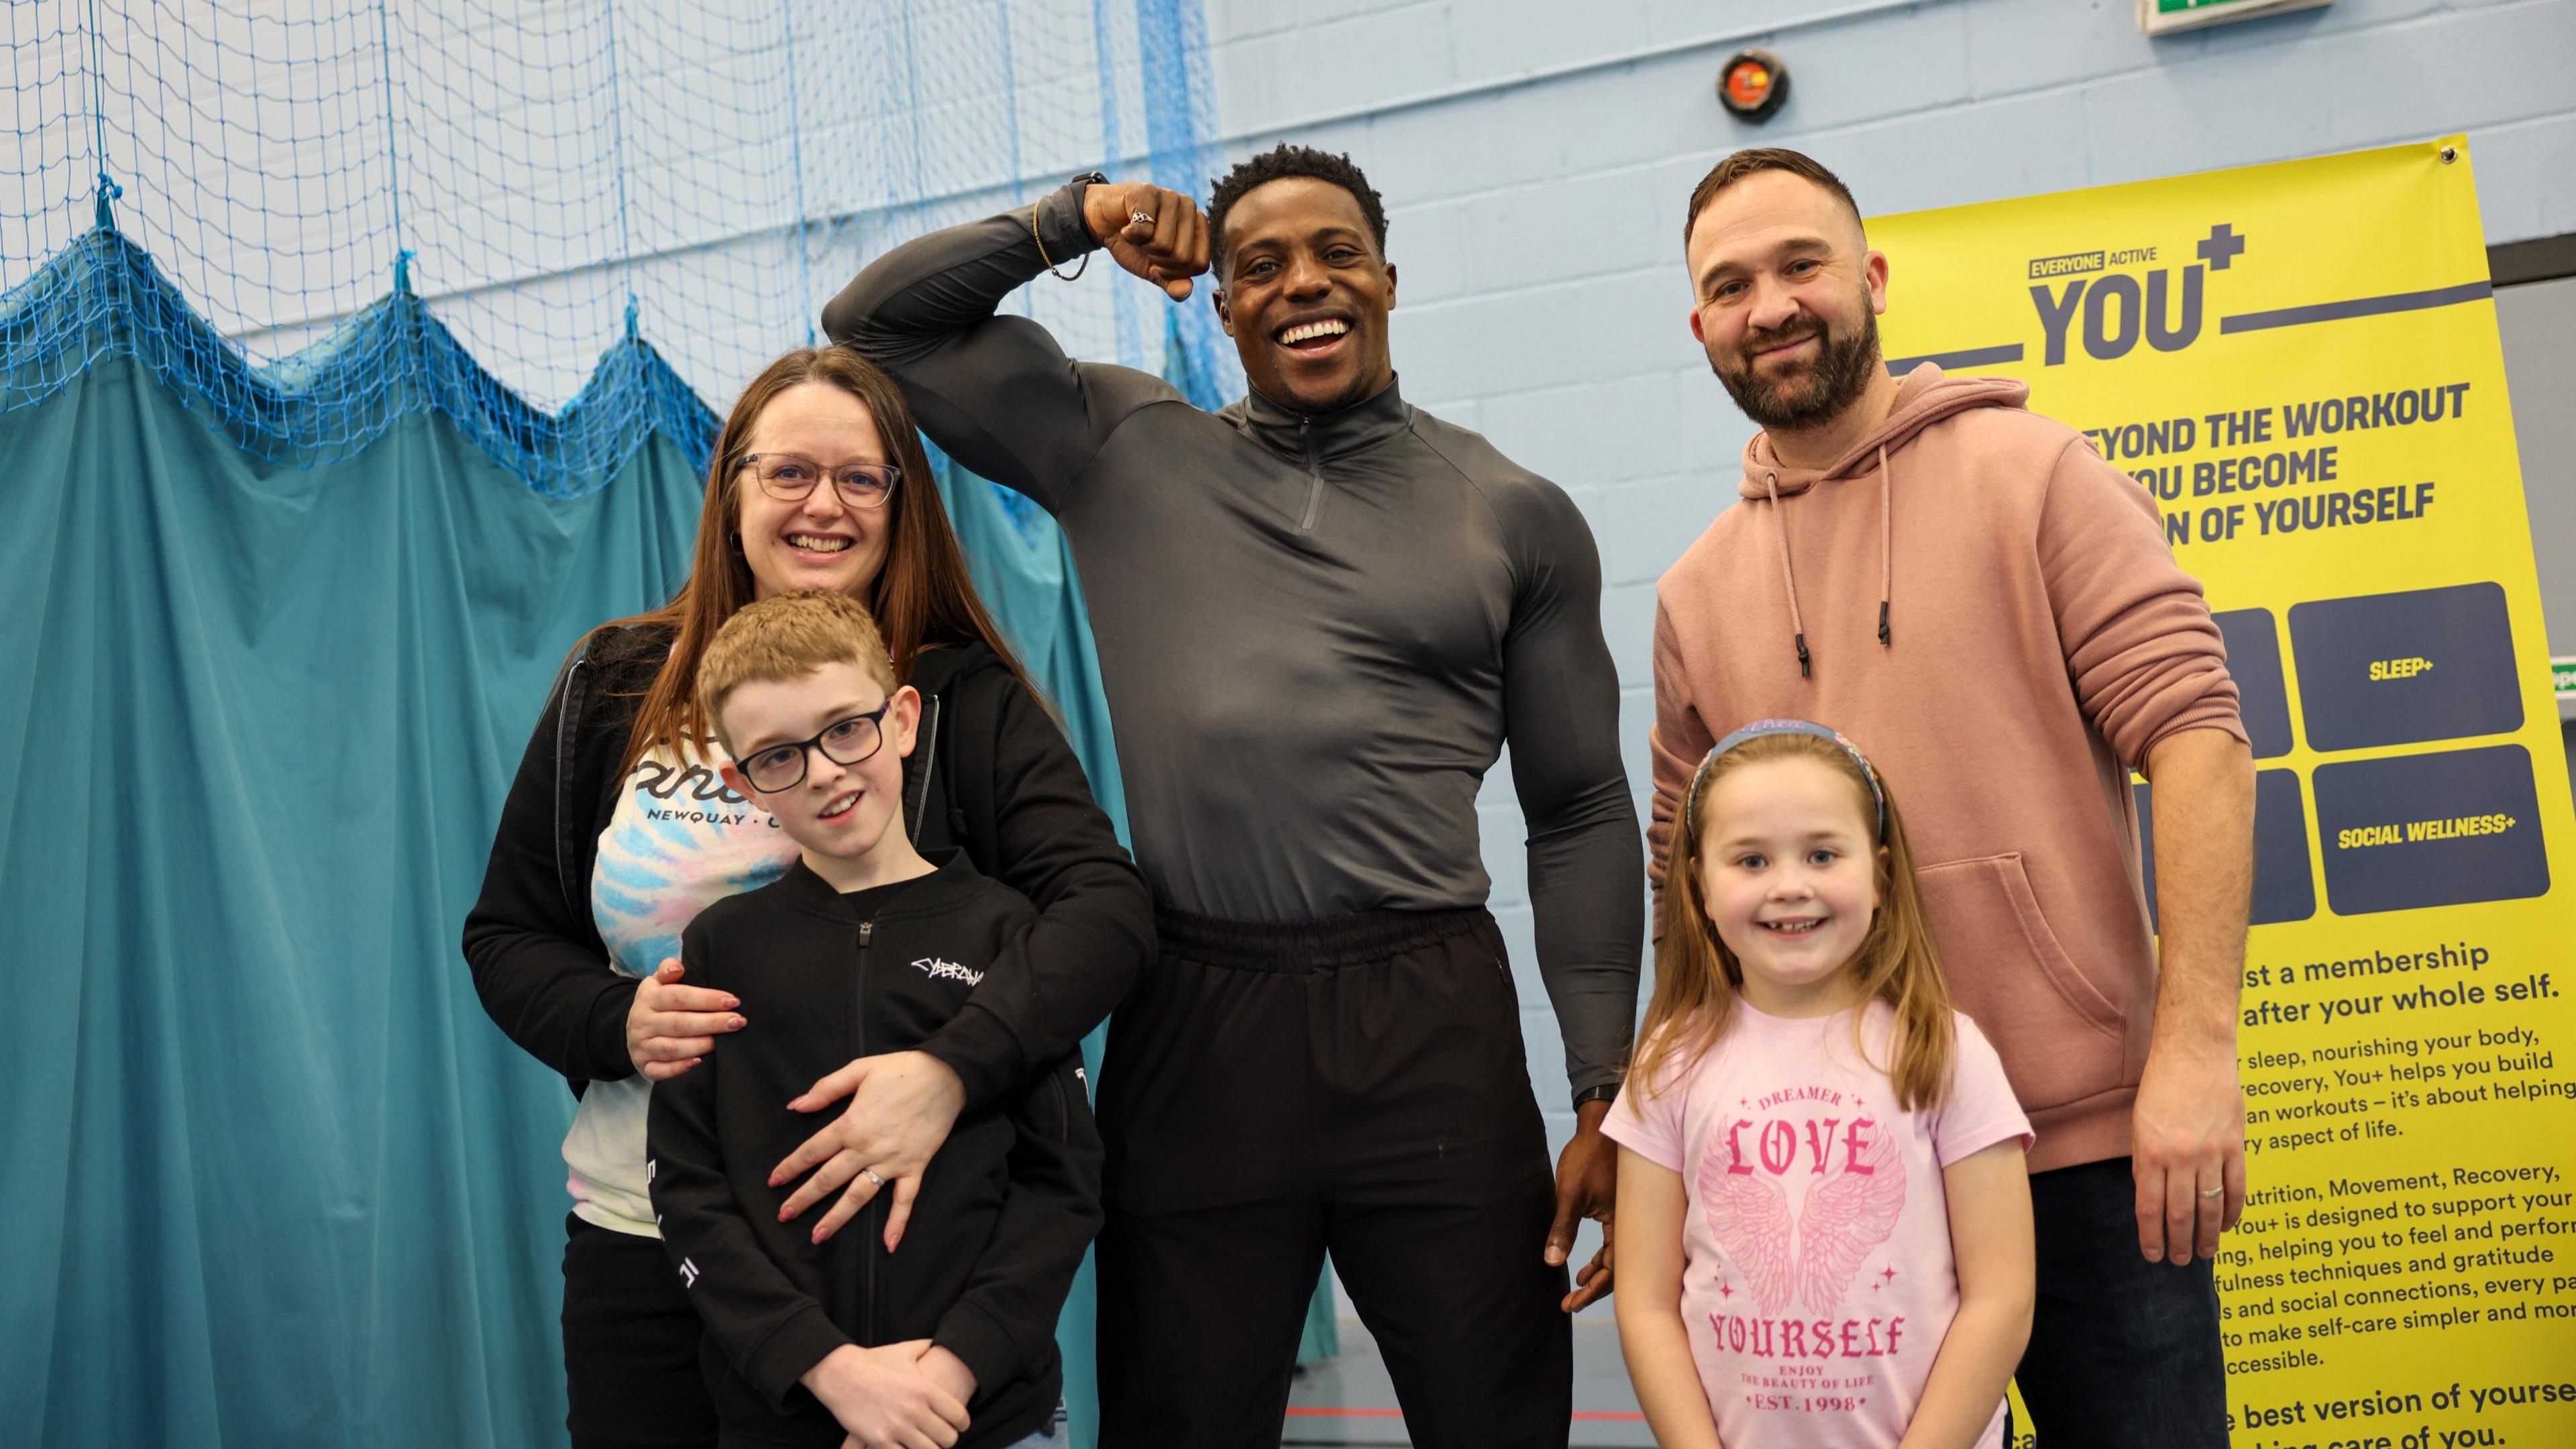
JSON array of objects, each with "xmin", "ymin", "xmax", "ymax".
[{"xmin": 1605, "ymin": 999, "xmax": 2032, "ymax": 1449}]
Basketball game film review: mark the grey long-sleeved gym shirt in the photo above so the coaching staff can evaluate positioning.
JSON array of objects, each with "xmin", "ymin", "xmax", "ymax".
[{"xmin": 825, "ymin": 181, "xmax": 1643, "ymax": 1104}]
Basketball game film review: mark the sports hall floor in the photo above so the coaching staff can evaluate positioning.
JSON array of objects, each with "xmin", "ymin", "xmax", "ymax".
[{"xmin": 1282, "ymin": 1317, "xmax": 1652, "ymax": 1446}]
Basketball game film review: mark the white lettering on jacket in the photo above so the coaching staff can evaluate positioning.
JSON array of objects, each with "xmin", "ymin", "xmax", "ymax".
[{"xmin": 912, "ymin": 957, "xmax": 983, "ymax": 987}]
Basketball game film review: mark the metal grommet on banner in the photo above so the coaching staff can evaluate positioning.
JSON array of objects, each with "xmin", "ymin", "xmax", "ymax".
[{"xmin": 2439, "ymin": 145, "xmax": 2458, "ymax": 164}]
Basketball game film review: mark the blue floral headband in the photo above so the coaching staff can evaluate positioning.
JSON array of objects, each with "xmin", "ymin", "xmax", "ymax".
[{"xmin": 1681, "ymin": 718, "xmax": 1888, "ymax": 842}]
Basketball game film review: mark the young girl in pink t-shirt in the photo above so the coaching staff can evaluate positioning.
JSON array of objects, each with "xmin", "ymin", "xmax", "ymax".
[{"xmin": 1609, "ymin": 721, "xmax": 2035, "ymax": 1449}]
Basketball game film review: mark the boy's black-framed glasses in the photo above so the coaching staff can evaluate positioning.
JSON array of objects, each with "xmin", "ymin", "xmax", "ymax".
[
  {"xmin": 735, "ymin": 702, "xmax": 892, "ymax": 794},
  {"xmin": 737, "ymin": 453, "xmax": 900, "ymax": 510}
]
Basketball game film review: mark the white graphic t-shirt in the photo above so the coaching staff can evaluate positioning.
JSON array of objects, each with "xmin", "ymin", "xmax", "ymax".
[
  {"xmin": 1604, "ymin": 1000, "xmax": 2032, "ymax": 1449},
  {"xmin": 565, "ymin": 746, "xmax": 798, "ymax": 1236}
]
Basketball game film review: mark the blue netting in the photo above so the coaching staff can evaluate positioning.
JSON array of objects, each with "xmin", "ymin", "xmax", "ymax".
[{"xmin": 0, "ymin": 0, "xmax": 1237, "ymax": 492}]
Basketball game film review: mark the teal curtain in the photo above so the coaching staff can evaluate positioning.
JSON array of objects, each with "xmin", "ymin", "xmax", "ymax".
[{"xmin": 1, "ymin": 351, "xmax": 705, "ymax": 1444}]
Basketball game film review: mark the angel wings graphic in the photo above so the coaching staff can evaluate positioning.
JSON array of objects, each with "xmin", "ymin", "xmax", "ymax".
[{"xmin": 1699, "ymin": 1122, "xmax": 1907, "ymax": 1316}]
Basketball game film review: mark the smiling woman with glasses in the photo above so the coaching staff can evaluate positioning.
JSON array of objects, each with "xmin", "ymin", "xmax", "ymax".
[{"xmin": 461, "ymin": 345, "xmax": 1152, "ymax": 1449}]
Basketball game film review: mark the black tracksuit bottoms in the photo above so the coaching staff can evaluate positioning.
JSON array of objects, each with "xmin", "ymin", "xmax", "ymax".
[{"xmin": 1093, "ymin": 906, "xmax": 1571, "ymax": 1448}]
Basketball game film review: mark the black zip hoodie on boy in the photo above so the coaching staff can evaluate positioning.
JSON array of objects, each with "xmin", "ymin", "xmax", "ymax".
[{"xmin": 648, "ymin": 848, "xmax": 1101, "ymax": 1448}]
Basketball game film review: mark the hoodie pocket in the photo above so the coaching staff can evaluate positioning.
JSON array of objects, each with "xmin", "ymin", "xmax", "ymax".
[{"xmin": 1913, "ymin": 853, "xmax": 2127, "ymax": 1114}]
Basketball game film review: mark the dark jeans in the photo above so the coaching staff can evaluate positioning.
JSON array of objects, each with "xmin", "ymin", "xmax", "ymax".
[
  {"xmin": 2017, "ymin": 1157, "xmax": 2229, "ymax": 1448},
  {"xmin": 562, "ymin": 1212, "xmax": 720, "ymax": 1449},
  {"xmin": 1095, "ymin": 907, "xmax": 1571, "ymax": 1449}
]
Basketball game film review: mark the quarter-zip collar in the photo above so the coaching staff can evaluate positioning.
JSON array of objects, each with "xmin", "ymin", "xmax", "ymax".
[{"xmin": 1221, "ymin": 372, "xmax": 1413, "ymax": 466}]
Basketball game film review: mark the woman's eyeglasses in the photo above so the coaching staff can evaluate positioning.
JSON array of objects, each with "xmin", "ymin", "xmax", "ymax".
[{"xmin": 738, "ymin": 453, "xmax": 900, "ymax": 510}]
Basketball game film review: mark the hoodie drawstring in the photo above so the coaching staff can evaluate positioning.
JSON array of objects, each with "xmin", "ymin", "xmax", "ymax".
[
  {"xmin": 1764, "ymin": 469, "xmax": 1810, "ymax": 678},
  {"xmin": 1877, "ymin": 443, "xmax": 1893, "ymax": 650},
  {"xmin": 1766, "ymin": 447, "xmax": 1895, "ymax": 682}
]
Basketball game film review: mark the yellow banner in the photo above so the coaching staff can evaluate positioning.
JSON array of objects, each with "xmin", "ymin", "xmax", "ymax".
[{"xmin": 1872, "ymin": 138, "xmax": 2576, "ymax": 1448}]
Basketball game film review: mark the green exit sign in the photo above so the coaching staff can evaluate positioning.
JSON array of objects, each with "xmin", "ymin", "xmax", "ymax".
[{"xmin": 2141, "ymin": 0, "xmax": 2331, "ymax": 34}]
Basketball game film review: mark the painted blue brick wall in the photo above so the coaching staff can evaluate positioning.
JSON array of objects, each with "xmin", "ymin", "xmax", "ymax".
[{"xmin": 1200, "ymin": 0, "xmax": 2576, "ymax": 1303}]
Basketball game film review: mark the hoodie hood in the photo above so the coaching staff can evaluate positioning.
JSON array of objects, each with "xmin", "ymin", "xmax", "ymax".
[{"xmin": 1736, "ymin": 364, "xmax": 2030, "ymax": 500}]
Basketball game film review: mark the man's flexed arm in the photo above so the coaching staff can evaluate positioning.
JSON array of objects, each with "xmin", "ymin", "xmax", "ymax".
[{"xmin": 822, "ymin": 179, "xmax": 1205, "ymax": 511}]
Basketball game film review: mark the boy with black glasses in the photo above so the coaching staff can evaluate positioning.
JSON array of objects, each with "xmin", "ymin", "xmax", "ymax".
[{"xmin": 647, "ymin": 588, "xmax": 1100, "ymax": 1449}]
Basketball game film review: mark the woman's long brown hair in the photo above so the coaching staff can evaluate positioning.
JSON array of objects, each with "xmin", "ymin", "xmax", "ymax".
[
  {"xmin": 1633, "ymin": 731, "xmax": 1957, "ymax": 1111},
  {"xmin": 606, "ymin": 345, "xmax": 1034, "ymax": 773}
]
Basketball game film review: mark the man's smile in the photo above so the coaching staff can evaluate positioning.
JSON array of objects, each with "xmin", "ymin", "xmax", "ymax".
[
  {"xmin": 1747, "ymin": 331, "xmax": 1821, "ymax": 366},
  {"xmin": 1273, "ymin": 313, "xmax": 1354, "ymax": 358}
]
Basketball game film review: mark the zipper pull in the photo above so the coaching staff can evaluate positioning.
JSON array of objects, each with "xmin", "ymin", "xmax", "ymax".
[
  {"xmin": 858, "ymin": 922, "xmax": 873, "ymax": 945},
  {"xmin": 1295, "ymin": 416, "xmax": 1326, "ymax": 530}
]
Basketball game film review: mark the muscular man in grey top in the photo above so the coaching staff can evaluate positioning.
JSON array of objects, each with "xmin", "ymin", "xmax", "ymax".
[{"xmin": 828, "ymin": 146, "xmax": 1641, "ymax": 1448}]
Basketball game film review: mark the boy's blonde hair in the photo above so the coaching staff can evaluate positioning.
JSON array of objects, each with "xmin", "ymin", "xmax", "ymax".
[{"xmin": 695, "ymin": 590, "xmax": 898, "ymax": 755}]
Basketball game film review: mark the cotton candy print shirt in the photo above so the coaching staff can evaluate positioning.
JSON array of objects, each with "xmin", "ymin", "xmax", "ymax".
[
  {"xmin": 564, "ymin": 745, "xmax": 800, "ymax": 1236},
  {"xmin": 1605, "ymin": 1000, "xmax": 2032, "ymax": 1448}
]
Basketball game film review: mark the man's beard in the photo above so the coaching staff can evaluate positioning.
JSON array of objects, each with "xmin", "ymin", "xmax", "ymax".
[{"xmin": 1712, "ymin": 305, "xmax": 1882, "ymax": 431}]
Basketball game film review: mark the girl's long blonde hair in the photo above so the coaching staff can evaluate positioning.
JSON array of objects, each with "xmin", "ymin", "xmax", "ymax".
[{"xmin": 1633, "ymin": 729, "xmax": 1957, "ymax": 1111}]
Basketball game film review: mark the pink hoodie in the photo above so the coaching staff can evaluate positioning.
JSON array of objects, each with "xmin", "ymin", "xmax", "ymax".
[{"xmin": 1650, "ymin": 366, "xmax": 2245, "ymax": 1171}]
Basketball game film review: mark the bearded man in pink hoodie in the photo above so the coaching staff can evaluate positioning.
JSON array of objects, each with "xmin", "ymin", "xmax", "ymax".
[{"xmin": 1649, "ymin": 148, "xmax": 2256, "ymax": 1445}]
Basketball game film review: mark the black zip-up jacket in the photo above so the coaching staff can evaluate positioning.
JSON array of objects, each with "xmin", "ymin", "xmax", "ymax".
[
  {"xmin": 460, "ymin": 623, "xmax": 1152, "ymax": 1107},
  {"xmin": 647, "ymin": 852, "xmax": 1102, "ymax": 1448}
]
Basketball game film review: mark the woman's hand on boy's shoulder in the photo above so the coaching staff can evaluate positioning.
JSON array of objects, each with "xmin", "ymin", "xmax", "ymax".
[{"xmin": 626, "ymin": 959, "xmax": 745, "ymax": 1081}]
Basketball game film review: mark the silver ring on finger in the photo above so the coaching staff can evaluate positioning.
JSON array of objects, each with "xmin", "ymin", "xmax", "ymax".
[
  {"xmin": 2197, "ymin": 1185, "xmax": 2224, "ymax": 1198},
  {"xmin": 1130, "ymin": 209, "xmax": 1156, "ymax": 226},
  {"xmin": 861, "ymin": 1168, "xmax": 885, "ymax": 1188}
]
